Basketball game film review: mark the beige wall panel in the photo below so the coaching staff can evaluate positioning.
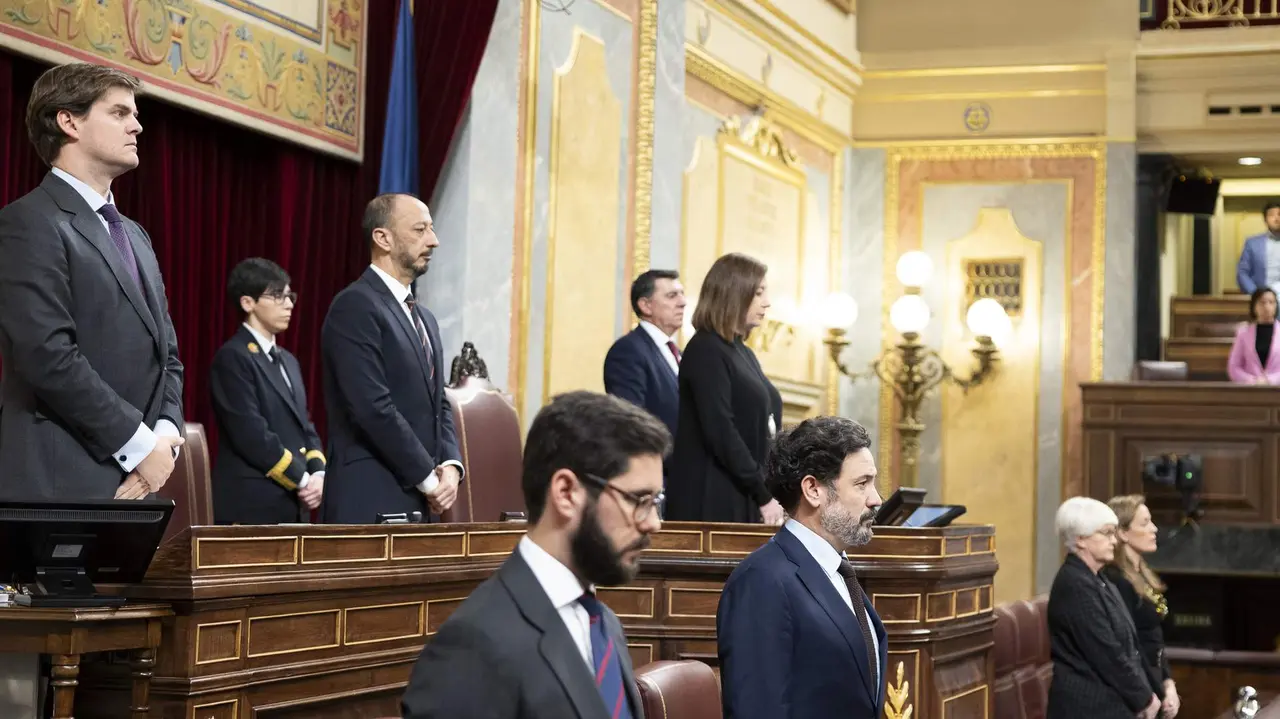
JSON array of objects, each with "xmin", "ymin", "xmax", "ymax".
[
  {"xmin": 856, "ymin": 96, "xmax": 1107, "ymax": 141},
  {"xmin": 940, "ymin": 208, "xmax": 1042, "ymax": 605},
  {"xmin": 681, "ymin": 135, "xmax": 723, "ymax": 339},
  {"xmin": 543, "ymin": 30, "xmax": 623, "ymax": 401}
]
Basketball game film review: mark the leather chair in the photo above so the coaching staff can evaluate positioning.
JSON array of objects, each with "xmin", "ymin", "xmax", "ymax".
[
  {"xmin": 156, "ymin": 422, "xmax": 214, "ymax": 543},
  {"xmin": 440, "ymin": 343, "xmax": 526, "ymax": 524},
  {"xmin": 1132, "ymin": 360, "xmax": 1189, "ymax": 381},
  {"xmin": 635, "ymin": 660, "xmax": 722, "ymax": 719},
  {"xmin": 993, "ymin": 596, "xmax": 1052, "ymax": 719}
]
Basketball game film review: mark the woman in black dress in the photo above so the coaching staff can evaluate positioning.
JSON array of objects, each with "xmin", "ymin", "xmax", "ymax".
[
  {"xmin": 665, "ymin": 253, "xmax": 786, "ymax": 525},
  {"xmin": 1106, "ymin": 494, "xmax": 1180, "ymax": 718}
]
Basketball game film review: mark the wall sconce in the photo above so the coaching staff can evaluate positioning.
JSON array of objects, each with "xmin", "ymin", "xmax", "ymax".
[{"xmin": 821, "ymin": 251, "xmax": 1012, "ymax": 488}]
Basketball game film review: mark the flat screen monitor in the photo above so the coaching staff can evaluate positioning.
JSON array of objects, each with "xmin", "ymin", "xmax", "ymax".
[
  {"xmin": 874, "ymin": 487, "xmax": 927, "ymax": 526},
  {"xmin": 0, "ymin": 498, "xmax": 174, "ymax": 607},
  {"xmin": 901, "ymin": 504, "xmax": 967, "ymax": 528}
]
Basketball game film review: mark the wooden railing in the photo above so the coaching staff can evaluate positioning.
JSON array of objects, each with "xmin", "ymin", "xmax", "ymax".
[{"xmin": 1142, "ymin": 0, "xmax": 1280, "ymax": 30}]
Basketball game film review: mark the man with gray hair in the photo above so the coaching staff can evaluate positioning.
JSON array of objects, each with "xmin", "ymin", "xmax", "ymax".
[
  {"xmin": 717, "ymin": 416, "xmax": 887, "ymax": 718},
  {"xmin": 1046, "ymin": 497, "xmax": 1160, "ymax": 719}
]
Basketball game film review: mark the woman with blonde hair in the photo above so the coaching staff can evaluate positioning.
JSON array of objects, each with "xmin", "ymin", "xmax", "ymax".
[
  {"xmin": 665, "ymin": 253, "xmax": 786, "ymax": 525},
  {"xmin": 1105, "ymin": 495, "xmax": 1179, "ymax": 718}
]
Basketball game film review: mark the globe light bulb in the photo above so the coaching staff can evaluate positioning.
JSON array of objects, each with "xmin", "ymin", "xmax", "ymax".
[
  {"xmin": 966, "ymin": 298, "xmax": 1012, "ymax": 342},
  {"xmin": 895, "ymin": 251, "xmax": 933, "ymax": 288},
  {"xmin": 889, "ymin": 294, "xmax": 930, "ymax": 334},
  {"xmin": 817, "ymin": 292, "xmax": 858, "ymax": 330}
]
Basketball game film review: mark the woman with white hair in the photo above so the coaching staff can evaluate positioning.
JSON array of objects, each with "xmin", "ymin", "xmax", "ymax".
[{"xmin": 1046, "ymin": 497, "xmax": 1161, "ymax": 719}]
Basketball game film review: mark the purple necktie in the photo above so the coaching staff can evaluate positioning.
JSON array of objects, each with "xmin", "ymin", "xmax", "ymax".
[{"xmin": 97, "ymin": 203, "xmax": 142, "ymax": 290}]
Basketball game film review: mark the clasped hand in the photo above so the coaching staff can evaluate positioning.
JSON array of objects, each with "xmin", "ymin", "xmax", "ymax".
[{"xmin": 115, "ymin": 435, "xmax": 185, "ymax": 499}]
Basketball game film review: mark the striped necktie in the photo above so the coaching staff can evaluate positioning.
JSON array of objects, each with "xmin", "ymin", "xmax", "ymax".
[
  {"xmin": 402, "ymin": 295, "xmax": 435, "ymax": 380},
  {"xmin": 577, "ymin": 592, "xmax": 634, "ymax": 719}
]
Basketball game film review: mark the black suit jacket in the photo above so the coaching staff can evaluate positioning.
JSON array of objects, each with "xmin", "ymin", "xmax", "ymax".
[
  {"xmin": 718, "ymin": 527, "xmax": 887, "ymax": 719},
  {"xmin": 1101, "ymin": 565, "xmax": 1170, "ymax": 698},
  {"xmin": 666, "ymin": 332, "xmax": 781, "ymax": 523},
  {"xmin": 319, "ymin": 267, "xmax": 461, "ymax": 524},
  {"xmin": 603, "ymin": 326, "xmax": 678, "ymax": 455},
  {"xmin": 401, "ymin": 548, "xmax": 643, "ymax": 719},
  {"xmin": 1046, "ymin": 554, "xmax": 1156, "ymax": 718},
  {"xmin": 0, "ymin": 172, "xmax": 184, "ymax": 499},
  {"xmin": 209, "ymin": 326, "xmax": 326, "ymax": 524}
]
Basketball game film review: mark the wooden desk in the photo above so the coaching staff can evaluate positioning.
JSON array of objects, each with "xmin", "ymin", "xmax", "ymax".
[
  {"xmin": 0, "ymin": 603, "xmax": 170, "ymax": 719},
  {"xmin": 1162, "ymin": 337, "xmax": 1232, "ymax": 380},
  {"xmin": 70, "ymin": 522, "xmax": 996, "ymax": 719},
  {"xmin": 1169, "ymin": 295, "xmax": 1249, "ymax": 339}
]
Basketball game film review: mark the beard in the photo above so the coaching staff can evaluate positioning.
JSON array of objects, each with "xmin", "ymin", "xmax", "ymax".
[
  {"xmin": 820, "ymin": 495, "xmax": 876, "ymax": 549},
  {"xmin": 396, "ymin": 245, "xmax": 429, "ymax": 280},
  {"xmin": 570, "ymin": 500, "xmax": 651, "ymax": 587}
]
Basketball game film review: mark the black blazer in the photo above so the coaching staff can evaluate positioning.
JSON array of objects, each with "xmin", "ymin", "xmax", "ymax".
[
  {"xmin": 209, "ymin": 326, "xmax": 326, "ymax": 525},
  {"xmin": 319, "ymin": 268, "xmax": 461, "ymax": 524},
  {"xmin": 401, "ymin": 548, "xmax": 643, "ymax": 719},
  {"xmin": 0, "ymin": 172, "xmax": 184, "ymax": 499},
  {"xmin": 1046, "ymin": 554, "xmax": 1156, "ymax": 718},
  {"xmin": 1101, "ymin": 565, "xmax": 1170, "ymax": 698},
  {"xmin": 718, "ymin": 527, "xmax": 887, "ymax": 718},
  {"xmin": 603, "ymin": 326, "xmax": 679, "ymax": 445},
  {"xmin": 666, "ymin": 331, "xmax": 781, "ymax": 523}
]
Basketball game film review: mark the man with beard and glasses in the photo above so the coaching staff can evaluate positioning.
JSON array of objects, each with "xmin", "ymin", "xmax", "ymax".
[
  {"xmin": 402, "ymin": 391, "xmax": 668, "ymax": 719},
  {"xmin": 717, "ymin": 416, "xmax": 887, "ymax": 719},
  {"xmin": 319, "ymin": 193, "xmax": 463, "ymax": 524}
]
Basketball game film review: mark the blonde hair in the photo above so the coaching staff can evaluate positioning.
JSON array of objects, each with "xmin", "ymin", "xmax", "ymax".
[
  {"xmin": 691, "ymin": 253, "xmax": 767, "ymax": 342},
  {"xmin": 1108, "ymin": 494, "xmax": 1166, "ymax": 593}
]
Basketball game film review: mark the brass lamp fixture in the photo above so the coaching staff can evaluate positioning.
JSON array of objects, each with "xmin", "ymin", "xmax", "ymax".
[{"xmin": 819, "ymin": 251, "xmax": 1012, "ymax": 488}]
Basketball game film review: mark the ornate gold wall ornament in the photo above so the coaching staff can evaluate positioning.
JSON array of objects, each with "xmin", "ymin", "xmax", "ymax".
[
  {"xmin": 1162, "ymin": 0, "xmax": 1250, "ymax": 29},
  {"xmin": 884, "ymin": 661, "xmax": 913, "ymax": 719},
  {"xmin": 635, "ymin": 0, "xmax": 657, "ymax": 273},
  {"xmin": 718, "ymin": 114, "xmax": 800, "ymax": 168},
  {"xmin": 966, "ymin": 259, "xmax": 1024, "ymax": 317}
]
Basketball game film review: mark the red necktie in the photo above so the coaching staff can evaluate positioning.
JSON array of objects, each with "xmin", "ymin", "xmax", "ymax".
[{"xmin": 666, "ymin": 340, "xmax": 681, "ymax": 364}]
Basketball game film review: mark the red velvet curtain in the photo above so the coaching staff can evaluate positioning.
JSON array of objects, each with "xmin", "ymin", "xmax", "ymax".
[{"xmin": 0, "ymin": 0, "xmax": 497, "ymax": 457}]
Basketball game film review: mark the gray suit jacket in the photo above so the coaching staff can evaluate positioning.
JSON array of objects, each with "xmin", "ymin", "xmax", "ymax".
[
  {"xmin": 0, "ymin": 172, "xmax": 184, "ymax": 499},
  {"xmin": 401, "ymin": 550, "xmax": 645, "ymax": 719}
]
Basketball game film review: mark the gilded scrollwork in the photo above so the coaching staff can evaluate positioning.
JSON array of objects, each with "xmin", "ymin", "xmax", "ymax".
[
  {"xmin": 718, "ymin": 114, "xmax": 799, "ymax": 168},
  {"xmin": 884, "ymin": 661, "xmax": 913, "ymax": 719}
]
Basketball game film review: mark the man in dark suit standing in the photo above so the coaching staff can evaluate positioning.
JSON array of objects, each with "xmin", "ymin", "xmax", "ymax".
[
  {"xmin": 0, "ymin": 63, "xmax": 184, "ymax": 501},
  {"xmin": 603, "ymin": 269, "xmax": 685, "ymax": 445},
  {"xmin": 402, "ymin": 391, "xmax": 668, "ymax": 718},
  {"xmin": 320, "ymin": 193, "xmax": 462, "ymax": 524},
  {"xmin": 209, "ymin": 258, "xmax": 326, "ymax": 524},
  {"xmin": 718, "ymin": 416, "xmax": 887, "ymax": 719}
]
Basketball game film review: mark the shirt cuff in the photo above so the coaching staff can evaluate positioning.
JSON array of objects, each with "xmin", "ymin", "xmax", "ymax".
[
  {"xmin": 114, "ymin": 423, "xmax": 157, "ymax": 473},
  {"xmin": 155, "ymin": 419, "xmax": 182, "ymax": 458},
  {"xmin": 299, "ymin": 473, "xmax": 310, "ymax": 489},
  {"xmin": 440, "ymin": 460, "xmax": 465, "ymax": 482}
]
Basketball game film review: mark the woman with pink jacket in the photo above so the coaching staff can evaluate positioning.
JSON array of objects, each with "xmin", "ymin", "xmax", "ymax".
[{"xmin": 1228, "ymin": 287, "xmax": 1280, "ymax": 384}]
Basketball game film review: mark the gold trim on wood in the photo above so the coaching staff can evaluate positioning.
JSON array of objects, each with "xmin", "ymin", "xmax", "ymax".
[
  {"xmin": 628, "ymin": 642, "xmax": 656, "ymax": 665},
  {"xmin": 191, "ymin": 698, "xmax": 238, "ymax": 719},
  {"xmin": 194, "ymin": 620, "xmax": 243, "ymax": 666},
  {"xmin": 194, "ymin": 536, "xmax": 299, "ymax": 570},
  {"xmin": 465, "ymin": 529, "xmax": 526, "ymax": 557},
  {"xmin": 666, "ymin": 586, "xmax": 723, "ymax": 619},
  {"xmin": 941, "ymin": 683, "xmax": 990, "ymax": 718},
  {"xmin": 245, "ymin": 609, "xmax": 342, "ymax": 659},
  {"xmin": 596, "ymin": 586, "xmax": 657, "ymax": 619},
  {"xmin": 425, "ymin": 596, "xmax": 471, "ymax": 637},
  {"xmin": 926, "ymin": 590, "xmax": 958, "ymax": 622},
  {"xmin": 389, "ymin": 531, "xmax": 469, "ymax": 561},
  {"xmin": 646, "ymin": 529, "xmax": 707, "ymax": 553},
  {"xmin": 708, "ymin": 530, "xmax": 775, "ymax": 555},
  {"xmin": 871, "ymin": 592, "xmax": 922, "ymax": 624},
  {"xmin": 299, "ymin": 534, "xmax": 390, "ymax": 564},
  {"xmin": 341, "ymin": 601, "xmax": 426, "ymax": 647}
]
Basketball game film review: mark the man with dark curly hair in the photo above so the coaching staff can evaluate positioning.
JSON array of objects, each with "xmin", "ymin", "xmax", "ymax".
[{"xmin": 717, "ymin": 415, "xmax": 887, "ymax": 718}]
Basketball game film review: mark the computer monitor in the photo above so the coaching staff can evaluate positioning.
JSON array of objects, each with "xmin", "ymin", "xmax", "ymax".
[
  {"xmin": 874, "ymin": 487, "xmax": 927, "ymax": 526},
  {"xmin": 901, "ymin": 504, "xmax": 966, "ymax": 528},
  {"xmin": 0, "ymin": 498, "xmax": 174, "ymax": 607}
]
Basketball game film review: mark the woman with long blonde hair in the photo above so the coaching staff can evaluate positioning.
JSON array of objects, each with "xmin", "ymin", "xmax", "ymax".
[{"xmin": 1105, "ymin": 495, "xmax": 1179, "ymax": 718}]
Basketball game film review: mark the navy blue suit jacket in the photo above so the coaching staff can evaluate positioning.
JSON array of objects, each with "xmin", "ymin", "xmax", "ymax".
[
  {"xmin": 718, "ymin": 527, "xmax": 888, "ymax": 719},
  {"xmin": 319, "ymin": 268, "xmax": 461, "ymax": 524},
  {"xmin": 603, "ymin": 326, "xmax": 678, "ymax": 441}
]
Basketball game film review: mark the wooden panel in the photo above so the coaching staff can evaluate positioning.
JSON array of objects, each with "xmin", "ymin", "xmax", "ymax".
[
  {"xmin": 597, "ymin": 586, "xmax": 655, "ymax": 619},
  {"xmin": 247, "ymin": 610, "xmax": 341, "ymax": 658},
  {"xmin": 190, "ymin": 699, "xmax": 238, "ymax": 719},
  {"xmin": 389, "ymin": 532, "xmax": 467, "ymax": 560},
  {"xmin": 343, "ymin": 602, "xmax": 425, "ymax": 646},
  {"xmin": 195, "ymin": 537, "xmax": 297, "ymax": 569},
  {"xmin": 194, "ymin": 621, "xmax": 241, "ymax": 665},
  {"xmin": 872, "ymin": 593, "xmax": 922, "ymax": 623},
  {"xmin": 942, "ymin": 684, "xmax": 989, "ymax": 718},
  {"xmin": 1121, "ymin": 437, "xmax": 1268, "ymax": 523},
  {"xmin": 301, "ymin": 535, "xmax": 388, "ymax": 564},
  {"xmin": 1170, "ymin": 295, "xmax": 1249, "ymax": 339},
  {"xmin": 667, "ymin": 586, "xmax": 722, "ymax": 619},
  {"xmin": 1163, "ymin": 337, "xmax": 1231, "ymax": 380}
]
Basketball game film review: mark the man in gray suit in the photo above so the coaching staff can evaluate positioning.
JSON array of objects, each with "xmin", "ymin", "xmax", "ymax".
[
  {"xmin": 0, "ymin": 63, "xmax": 184, "ymax": 501},
  {"xmin": 402, "ymin": 391, "xmax": 669, "ymax": 719}
]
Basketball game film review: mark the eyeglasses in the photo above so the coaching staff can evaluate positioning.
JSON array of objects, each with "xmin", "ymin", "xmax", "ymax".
[
  {"xmin": 581, "ymin": 473, "xmax": 664, "ymax": 523},
  {"xmin": 261, "ymin": 290, "xmax": 298, "ymax": 304}
]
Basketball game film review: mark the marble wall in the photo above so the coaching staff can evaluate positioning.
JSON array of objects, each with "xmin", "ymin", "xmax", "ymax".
[
  {"xmin": 1103, "ymin": 142, "xmax": 1137, "ymax": 381},
  {"xmin": 840, "ymin": 148, "xmax": 886, "ymax": 441},
  {"xmin": 650, "ymin": 0, "xmax": 687, "ymax": 270}
]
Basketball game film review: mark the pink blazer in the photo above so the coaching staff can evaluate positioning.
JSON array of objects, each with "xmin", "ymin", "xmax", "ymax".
[{"xmin": 1227, "ymin": 322, "xmax": 1280, "ymax": 384}]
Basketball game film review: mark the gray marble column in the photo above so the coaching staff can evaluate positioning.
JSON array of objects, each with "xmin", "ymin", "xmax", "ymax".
[
  {"xmin": 649, "ymin": 0, "xmax": 686, "ymax": 272},
  {"xmin": 422, "ymin": 0, "xmax": 522, "ymax": 387},
  {"xmin": 1103, "ymin": 142, "xmax": 1137, "ymax": 381},
  {"xmin": 839, "ymin": 148, "xmax": 885, "ymax": 437}
]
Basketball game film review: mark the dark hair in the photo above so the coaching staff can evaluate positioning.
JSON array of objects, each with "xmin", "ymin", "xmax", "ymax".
[
  {"xmin": 630, "ymin": 269, "xmax": 680, "ymax": 318},
  {"xmin": 766, "ymin": 416, "xmax": 873, "ymax": 515},
  {"xmin": 522, "ymin": 391, "xmax": 672, "ymax": 523},
  {"xmin": 1263, "ymin": 201, "xmax": 1280, "ymax": 218},
  {"xmin": 1250, "ymin": 287, "xmax": 1277, "ymax": 321},
  {"xmin": 227, "ymin": 258, "xmax": 290, "ymax": 314},
  {"xmin": 362, "ymin": 193, "xmax": 417, "ymax": 248},
  {"xmin": 692, "ymin": 253, "xmax": 767, "ymax": 341},
  {"xmin": 26, "ymin": 63, "xmax": 142, "ymax": 166}
]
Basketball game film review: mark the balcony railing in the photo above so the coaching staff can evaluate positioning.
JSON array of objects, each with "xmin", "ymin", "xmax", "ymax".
[{"xmin": 1141, "ymin": 0, "xmax": 1280, "ymax": 30}]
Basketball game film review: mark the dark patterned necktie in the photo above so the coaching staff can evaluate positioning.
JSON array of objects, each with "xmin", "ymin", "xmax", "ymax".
[
  {"xmin": 577, "ymin": 592, "xmax": 635, "ymax": 719},
  {"xmin": 837, "ymin": 559, "xmax": 879, "ymax": 691},
  {"xmin": 666, "ymin": 340, "xmax": 681, "ymax": 364},
  {"xmin": 402, "ymin": 296, "xmax": 434, "ymax": 379},
  {"xmin": 97, "ymin": 203, "xmax": 142, "ymax": 290},
  {"xmin": 267, "ymin": 346, "xmax": 293, "ymax": 390}
]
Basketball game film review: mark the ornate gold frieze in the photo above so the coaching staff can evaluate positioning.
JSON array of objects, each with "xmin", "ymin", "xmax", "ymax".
[{"xmin": 718, "ymin": 114, "xmax": 800, "ymax": 167}]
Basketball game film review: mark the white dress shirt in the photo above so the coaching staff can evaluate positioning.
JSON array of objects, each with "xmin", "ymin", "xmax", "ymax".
[
  {"xmin": 517, "ymin": 536, "xmax": 595, "ymax": 669},
  {"xmin": 784, "ymin": 519, "xmax": 880, "ymax": 676},
  {"xmin": 638, "ymin": 320, "xmax": 679, "ymax": 376},
  {"xmin": 366, "ymin": 264, "xmax": 461, "ymax": 493},
  {"xmin": 51, "ymin": 167, "xmax": 181, "ymax": 472}
]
